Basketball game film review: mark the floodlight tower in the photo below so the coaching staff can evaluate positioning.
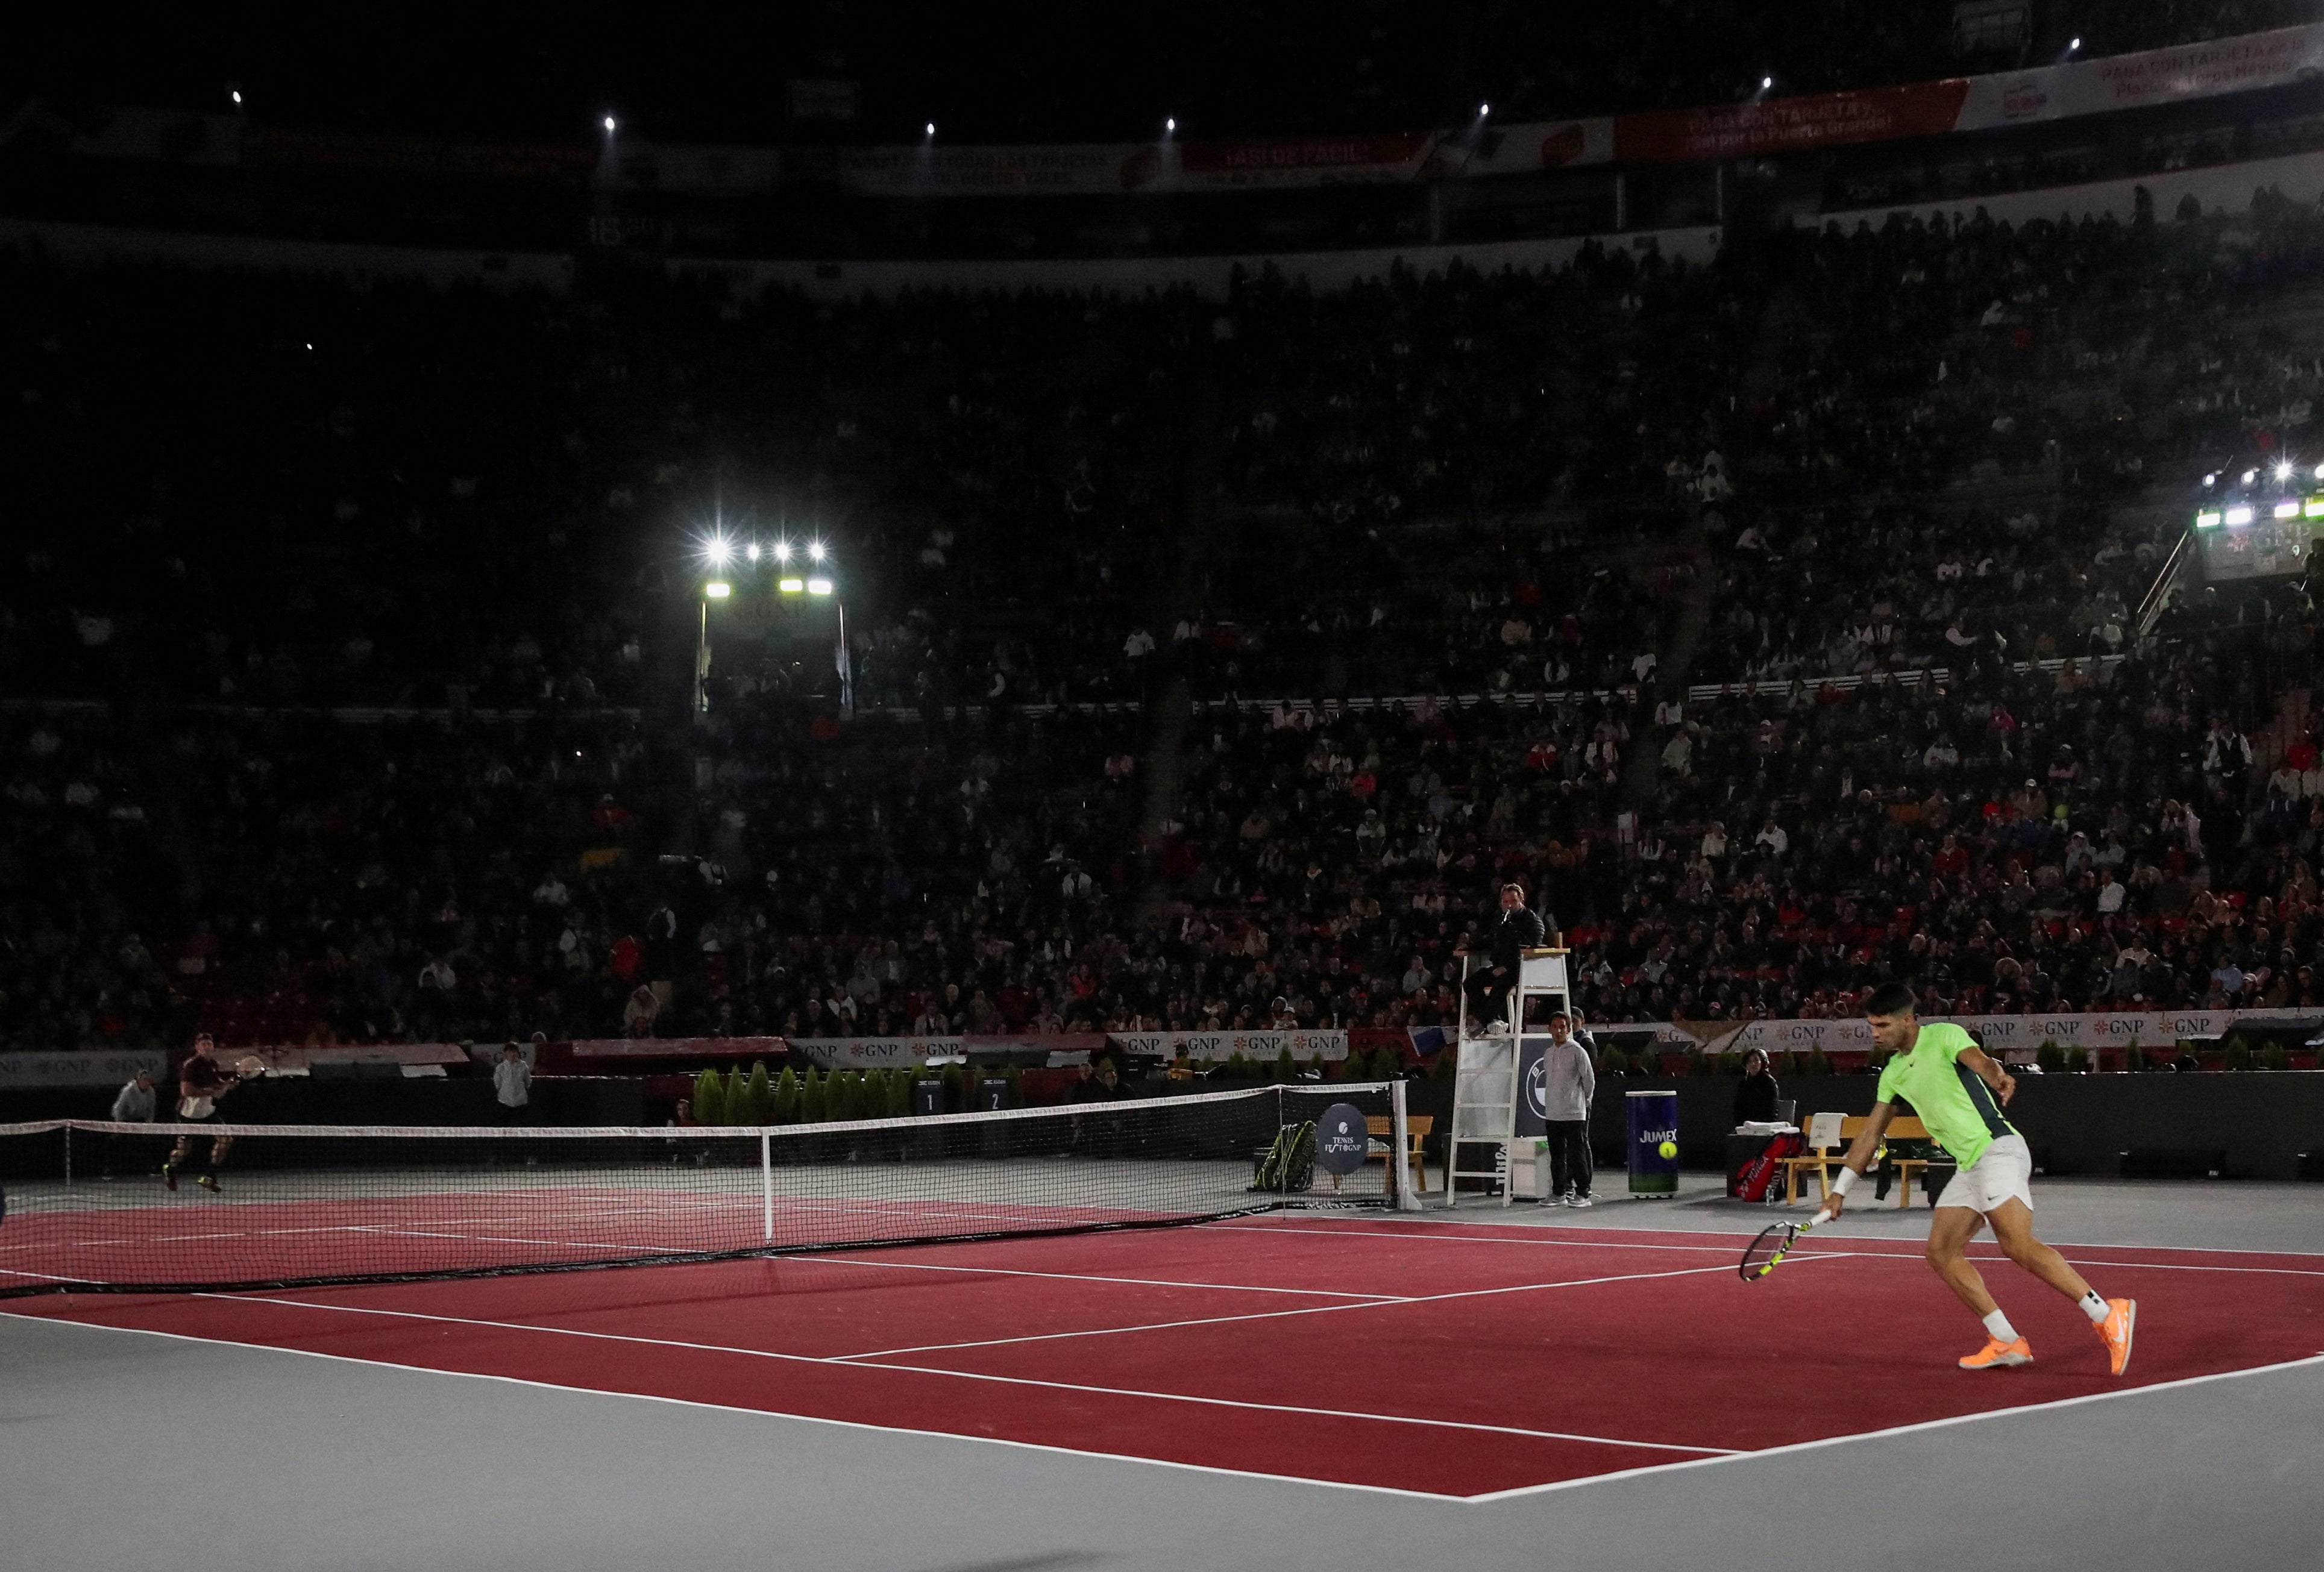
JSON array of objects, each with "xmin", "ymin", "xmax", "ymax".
[
  {"xmin": 693, "ymin": 531, "xmax": 852, "ymax": 722},
  {"xmin": 775, "ymin": 539, "xmax": 852, "ymax": 714},
  {"xmin": 694, "ymin": 532, "xmax": 735, "ymax": 719}
]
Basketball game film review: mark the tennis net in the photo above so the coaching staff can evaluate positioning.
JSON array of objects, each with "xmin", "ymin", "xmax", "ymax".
[{"xmin": 0, "ymin": 1082, "xmax": 1415, "ymax": 1297}]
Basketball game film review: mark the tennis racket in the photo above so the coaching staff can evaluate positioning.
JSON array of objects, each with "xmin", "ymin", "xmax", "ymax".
[{"xmin": 1739, "ymin": 1209, "xmax": 1835, "ymax": 1282}]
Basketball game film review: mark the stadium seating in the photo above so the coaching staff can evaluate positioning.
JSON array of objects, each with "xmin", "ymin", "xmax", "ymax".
[{"xmin": 8, "ymin": 191, "xmax": 2324, "ymax": 1052}]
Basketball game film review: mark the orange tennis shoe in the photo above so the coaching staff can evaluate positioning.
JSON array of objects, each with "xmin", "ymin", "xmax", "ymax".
[
  {"xmin": 2095, "ymin": 1298, "xmax": 2137, "ymax": 1376},
  {"xmin": 1959, "ymin": 1336, "xmax": 2034, "ymax": 1370}
]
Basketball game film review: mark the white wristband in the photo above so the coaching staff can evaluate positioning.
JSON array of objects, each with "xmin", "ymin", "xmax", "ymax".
[{"xmin": 1830, "ymin": 1167, "xmax": 1859, "ymax": 1198}]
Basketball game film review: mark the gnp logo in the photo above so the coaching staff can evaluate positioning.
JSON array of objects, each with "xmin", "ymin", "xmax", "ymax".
[
  {"xmin": 2091, "ymin": 1016, "xmax": 2148, "ymax": 1039},
  {"xmin": 1524, "ymin": 1055, "xmax": 1550, "ymax": 1119},
  {"xmin": 1774, "ymin": 1022, "xmax": 1825, "ymax": 1044}
]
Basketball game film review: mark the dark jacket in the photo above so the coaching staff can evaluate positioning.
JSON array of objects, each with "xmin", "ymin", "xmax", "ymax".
[
  {"xmin": 1487, "ymin": 906, "xmax": 1547, "ymax": 971},
  {"xmin": 1733, "ymin": 1070, "xmax": 1781, "ymax": 1125}
]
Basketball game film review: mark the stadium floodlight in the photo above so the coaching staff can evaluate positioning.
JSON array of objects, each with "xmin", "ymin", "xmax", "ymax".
[
  {"xmin": 2277, "ymin": 462, "xmax": 2294, "ymax": 481},
  {"xmin": 705, "ymin": 581, "xmax": 732, "ymax": 599},
  {"xmin": 777, "ymin": 577, "xmax": 806, "ymax": 593},
  {"xmin": 806, "ymin": 577, "xmax": 835, "ymax": 596},
  {"xmin": 2307, "ymin": 499, "xmax": 2324, "ymax": 518},
  {"xmin": 603, "ymin": 116, "xmax": 617, "ymax": 134},
  {"xmin": 772, "ymin": 540, "xmax": 792, "ymax": 562},
  {"xmin": 1166, "ymin": 117, "xmax": 1176, "ymax": 133},
  {"xmin": 746, "ymin": 543, "xmax": 761, "ymax": 562},
  {"xmin": 705, "ymin": 536, "xmax": 733, "ymax": 567},
  {"xmin": 2226, "ymin": 506, "xmax": 2255, "ymax": 525},
  {"xmin": 1761, "ymin": 77, "xmax": 1773, "ymax": 90},
  {"xmin": 2276, "ymin": 499, "xmax": 2301, "ymax": 519},
  {"xmin": 925, "ymin": 122, "xmax": 936, "ymax": 136},
  {"xmin": 2243, "ymin": 469, "xmax": 2258, "ymax": 485},
  {"xmin": 231, "ymin": 90, "xmax": 243, "ymax": 106},
  {"xmin": 2195, "ymin": 511, "xmax": 2223, "ymax": 528},
  {"xmin": 2068, "ymin": 37, "xmax": 2081, "ymax": 50},
  {"xmin": 2202, "ymin": 473, "xmax": 2216, "ymax": 487},
  {"xmin": 808, "ymin": 541, "xmax": 828, "ymax": 562},
  {"xmin": 1478, "ymin": 103, "xmax": 1490, "ymax": 117}
]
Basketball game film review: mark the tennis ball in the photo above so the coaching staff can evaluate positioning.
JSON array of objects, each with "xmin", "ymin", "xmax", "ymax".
[{"xmin": 1657, "ymin": 1139, "xmax": 1678, "ymax": 1159}]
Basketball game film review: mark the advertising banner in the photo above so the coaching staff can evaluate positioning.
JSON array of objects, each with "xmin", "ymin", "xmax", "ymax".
[
  {"xmin": 1176, "ymin": 130, "xmax": 1440, "ymax": 187},
  {"xmin": 788, "ymin": 1033, "xmax": 1109, "ymax": 1068},
  {"xmin": 1430, "ymin": 121, "xmax": 1615, "ymax": 178},
  {"xmin": 1613, "ymin": 80, "xmax": 1973, "ymax": 164},
  {"xmin": 1105, "ymin": 1029, "xmax": 1349, "ymax": 1062},
  {"xmin": 1609, "ymin": 23, "xmax": 2324, "ymax": 165},
  {"xmin": 0, "ymin": 1048, "xmax": 167, "ymax": 1089},
  {"xmin": 834, "ymin": 142, "xmax": 1143, "ymax": 196},
  {"xmin": 826, "ymin": 131, "xmax": 1443, "ymax": 198},
  {"xmin": 1954, "ymin": 23, "xmax": 2324, "ymax": 131},
  {"xmin": 1625, "ymin": 1089, "xmax": 1680, "ymax": 1195},
  {"xmin": 0, "ymin": 101, "xmax": 241, "ymax": 165},
  {"xmin": 1700, "ymin": 1008, "xmax": 2317, "ymax": 1057},
  {"xmin": 568, "ymin": 1036, "xmax": 787, "ymax": 1061},
  {"xmin": 1513, "ymin": 1035, "xmax": 1551, "ymax": 1139},
  {"xmin": 245, "ymin": 127, "xmax": 597, "ymax": 183}
]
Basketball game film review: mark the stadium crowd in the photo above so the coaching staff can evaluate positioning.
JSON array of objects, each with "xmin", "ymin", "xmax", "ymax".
[{"xmin": 10, "ymin": 192, "xmax": 2324, "ymax": 1053}]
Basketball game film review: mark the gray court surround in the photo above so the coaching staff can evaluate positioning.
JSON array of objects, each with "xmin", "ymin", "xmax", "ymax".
[{"xmin": 6, "ymin": 1179, "xmax": 2320, "ymax": 1572}]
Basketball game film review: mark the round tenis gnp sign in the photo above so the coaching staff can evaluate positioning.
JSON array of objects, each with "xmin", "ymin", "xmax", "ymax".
[{"xmin": 1314, "ymin": 1102, "xmax": 1371, "ymax": 1177}]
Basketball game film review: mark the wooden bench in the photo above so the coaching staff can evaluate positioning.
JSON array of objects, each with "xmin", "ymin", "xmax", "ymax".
[
  {"xmin": 1367, "ymin": 1114, "xmax": 1434, "ymax": 1198},
  {"xmin": 1783, "ymin": 1115, "xmax": 1939, "ymax": 1207}
]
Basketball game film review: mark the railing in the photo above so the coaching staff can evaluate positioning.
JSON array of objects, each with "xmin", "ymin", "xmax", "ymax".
[{"xmin": 2135, "ymin": 525, "xmax": 2194, "ymax": 644}]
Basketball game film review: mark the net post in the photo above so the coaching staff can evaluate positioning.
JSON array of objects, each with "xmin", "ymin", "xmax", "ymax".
[
  {"xmin": 759, "ymin": 1129, "xmax": 774, "ymax": 1244},
  {"xmin": 1390, "ymin": 1078, "xmax": 1419, "ymax": 1212},
  {"xmin": 63, "ymin": 1124, "xmax": 73, "ymax": 1188}
]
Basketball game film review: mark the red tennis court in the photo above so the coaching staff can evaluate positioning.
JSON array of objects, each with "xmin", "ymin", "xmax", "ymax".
[{"xmin": 17, "ymin": 1216, "xmax": 2323, "ymax": 1500}]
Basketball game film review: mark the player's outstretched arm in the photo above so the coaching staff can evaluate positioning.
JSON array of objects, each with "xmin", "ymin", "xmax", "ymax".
[
  {"xmin": 1818, "ymin": 1101, "xmax": 1897, "ymax": 1222},
  {"xmin": 1956, "ymin": 1044, "xmax": 2017, "ymax": 1106}
]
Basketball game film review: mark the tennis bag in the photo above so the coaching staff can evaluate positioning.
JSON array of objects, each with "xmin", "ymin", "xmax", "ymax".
[
  {"xmin": 1253, "ymin": 1120, "xmax": 1317, "ymax": 1193},
  {"xmin": 1736, "ymin": 1130, "xmax": 1805, "ymax": 1203}
]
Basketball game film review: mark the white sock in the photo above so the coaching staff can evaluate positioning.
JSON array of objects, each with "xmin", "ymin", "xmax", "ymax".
[
  {"xmin": 2078, "ymin": 1291, "xmax": 2111, "ymax": 1324},
  {"xmin": 1982, "ymin": 1309, "xmax": 2020, "ymax": 1343}
]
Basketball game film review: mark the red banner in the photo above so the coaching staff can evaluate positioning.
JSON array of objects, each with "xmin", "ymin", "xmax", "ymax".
[
  {"xmin": 1178, "ymin": 131, "xmax": 1437, "ymax": 184},
  {"xmin": 1613, "ymin": 80, "xmax": 1971, "ymax": 164}
]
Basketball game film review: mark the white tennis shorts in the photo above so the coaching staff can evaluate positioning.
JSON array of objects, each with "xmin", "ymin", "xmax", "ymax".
[{"xmin": 1936, "ymin": 1132, "xmax": 2034, "ymax": 1214}]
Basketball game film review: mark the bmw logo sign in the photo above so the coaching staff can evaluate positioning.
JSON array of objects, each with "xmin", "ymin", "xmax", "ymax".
[{"xmin": 1524, "ymin": 1054, "xmax": 1549, "ymax": 1119}]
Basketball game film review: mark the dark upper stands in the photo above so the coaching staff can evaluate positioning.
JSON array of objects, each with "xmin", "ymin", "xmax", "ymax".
[
  {"xmin": 31, "ymin": 3, "xmax": 2314, "ymax": 143},
  {"xmin": 10, "ymin": 189, "xmax": 2324, "ymax": 1053}
]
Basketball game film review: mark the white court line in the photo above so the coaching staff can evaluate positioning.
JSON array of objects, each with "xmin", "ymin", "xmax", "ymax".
[
  {"xmin": 10, "ymin": 1310, "xmax": 2319, "ymax": 1505},
  {"xmin": 1226, "ymin": 1214, "xmax": 2324, "ymax": 1259},
  {"xmin": 830, "ymin": 1260, "xmax": 1774, "ymax": 1361},
  {"xmin": 315, "ymin": 1227, "xmax": 1419, "ymax": 1301},
  {"xmin": 0, "ymin": 1311, "xmax": 1466, "ymax": 1505},
  {"xmin": 1201, "ymin": 1223, "xmax": 1747, "ymax": 1253},
  {"xmin": 795, "ymin": 1256, "xmax": 1415, "ymax": 1300},
  {"xmin": 67, "ymin": 1294, "xmax": 1735, "ymax": 1459},
  {"xmin": 1202, "ymin": 1221, "xmax": 2324, "ymax": 1275},
  {"xmin": 1463, "ymin": 1351, "xmax": 2324, "ymax": 1505}
]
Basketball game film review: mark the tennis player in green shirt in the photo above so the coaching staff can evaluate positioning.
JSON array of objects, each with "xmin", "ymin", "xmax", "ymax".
[{"xmin": 1819, "ymin": 982, "xmax": 2137, "ymax": 1374}]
